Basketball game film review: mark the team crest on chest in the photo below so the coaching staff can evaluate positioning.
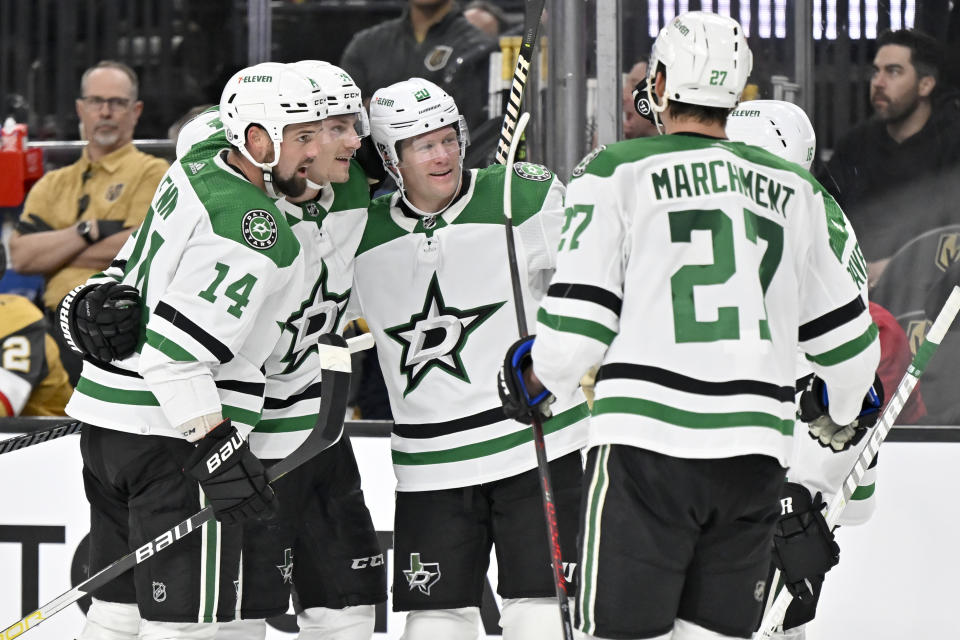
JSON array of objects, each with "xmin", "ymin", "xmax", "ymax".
[
  {"xmin": 242, "ymin": 209, "xmax": 279, "ymax": 249},
  {"xmin": 104, "ymin": 183, "xmax": 125, "ymax": 201},
  {"xmin": 513, "ymin": 162, "xmax": 552, "ymax": 182},
  {"xmin": 281, "ymin": 262, "xmax": 350, "ymax": 373},
  {"xmin": 385, "ymin": 273, "xmax": 504, "ymax": 395}
]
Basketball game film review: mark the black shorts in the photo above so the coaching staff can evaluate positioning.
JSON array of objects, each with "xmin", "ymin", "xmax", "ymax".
[
  {"xmin": 80, "ymin": 424, "xmax": 242, "ymax": 623},
  {"xmin": 577, "ymin": 445, "xmax": 786, "ymax": 639},
  {"xmin": 392, "ymin": 451, "xmax": 582, "ymax": 611},
  {"xmin": 237, "ymin": 436, "xmax": 387, "ymax": 618}
]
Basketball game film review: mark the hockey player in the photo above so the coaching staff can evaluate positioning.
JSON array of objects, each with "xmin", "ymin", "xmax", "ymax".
[
  {"xmin": 67, "ymin": 62, "xmax": 387, "ymax": 640},
  {"xmin": 726, "ymin": 100, "xmax": 925, "ymax": 638},
  {"xmin": 350, "ymin": 78, "xmax": 589, "ymax": 639},
  {"xmin": 0, "ymin": 243, "xmax": 72, "ymax": 417},
  {"xmin": 59, "ymin": 62, "xmax": 324, "ymax": 640},
  {"xmin": 499, "ymin": 12, "xmax": 881, "ymax": 640},
  {"xmin": 216, "ymin": 60, "xmax": 386, "ymax": 640}
]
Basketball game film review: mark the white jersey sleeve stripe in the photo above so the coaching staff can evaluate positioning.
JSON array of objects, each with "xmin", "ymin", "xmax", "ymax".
[
  {"xmin": 804, "ymin": 323, "xmax": 878, "ymax": 367},
  {"xmin": 545, "ymin": 282, "xmax": 622, "ymax": 316},
  {"xmin": 596, "ymin": 362, "xmax": 795, "ymax": 402},
  {"xmin": 536, "ymin": 308, "xmax": 616, "ymax": 345}
]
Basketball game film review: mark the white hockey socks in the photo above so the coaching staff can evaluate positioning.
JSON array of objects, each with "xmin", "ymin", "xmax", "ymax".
[
  {"xmin": 140, "ymin": 620, "xmax": 218, "ymax": 640},
  {"xmin": 77, "ymin": 598, "xmax": 141, "ymax": 640},
  {"xmin": 500, "ymin": 597, "xmax": 570, "ymax": 640},
  {"xmin": 215, "ymin": 618, "xmax": 266, "ymax": 640},
  {"xmin": 297, "ymin": 605, "xmax": 375, "ymax": 640},
  {"xmin": 399, "ymin": 607, "xmax": 481, "ymax": 640}
]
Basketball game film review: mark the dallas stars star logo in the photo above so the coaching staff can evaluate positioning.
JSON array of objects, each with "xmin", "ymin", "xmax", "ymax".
[
  {"xmin": 280, "ymin": 262, "xmax": 350, "ymax": 374},
  {"xmin": 385, "ymin": 273, "xmax": 504, "ymax": 396},
  {"xmin": 277, "ymin": 548, "xmax": 294, "ymax": 585}
]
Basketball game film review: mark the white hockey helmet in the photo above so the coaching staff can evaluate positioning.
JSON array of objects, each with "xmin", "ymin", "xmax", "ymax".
[
  {"xmin": 726, "ymin": 100, "xmax": 817, "ymax": 170},
  {"xmin": 219, "ymin": 62, "xmax": 326, "ymax": 170},
  {"xmin": 291, "ymin": 60, "xmax": 370, "ymax": 138},
  {"xmin": 647, "ymin": 12, "xmax": 752, "ymax": 113},
  {"xmin": 369, "ymin": 78, "xmax": 468, "ymax": 175}
]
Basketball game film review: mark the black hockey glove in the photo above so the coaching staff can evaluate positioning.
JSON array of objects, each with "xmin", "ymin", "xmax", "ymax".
[
  {"xmin": 771, "ymin": 482, "xmax": 839, "ymax": 604},
  {"xmin": 58, "ymin": 282, "xmax": 141, "ymax": 363},
  {"xmin": 498, "ymin": 336, "xmax": 555, "ymax": 424},
  {"xmin": 95, "ymin": 220, "xmax": 129, "ymax": 240},
  {"xmin": 798, "ymin": 373, "xmax": 883, "ymax": 452},
  {"xmin": 632, "ymin": 77, "xmax": 656, "ymax": 125},
  {"xmin": 183, "ymin": 420, "xmax": 277, "ymax": 526}
]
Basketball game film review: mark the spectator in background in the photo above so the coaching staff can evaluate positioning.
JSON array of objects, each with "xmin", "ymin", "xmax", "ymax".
[
  {"xmin": 340, "ymin": 0, "xmax": 497, "ymax": 132},
  {"xmin": 622, "ymin": 61, "xmax": 658, "ymax": 139},
  {"xmin": 817, "ymin": 29, "xmax": 960, "ymax": 425},
  {"xmin": 8, "ymin": 60, "xmax": 168, "ymax": 385},
  {"xmin": 0, "ymin": 245, "xmax": 72, "ymax": 417},
  {"xmin": 817, "ymin": 29, "xmax": 960, "ymax": 284},
  {"xmin": 464, "ymin": 0, "xmax": 510, "ymax": 38}
]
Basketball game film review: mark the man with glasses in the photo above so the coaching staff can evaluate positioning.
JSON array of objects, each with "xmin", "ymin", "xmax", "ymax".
[{"xmin": 9, "ymin": 60, "xmax": 168, "ymax": 384}]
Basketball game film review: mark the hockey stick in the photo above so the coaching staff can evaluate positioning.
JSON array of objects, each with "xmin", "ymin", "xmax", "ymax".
[
  {"xmin": 1, "ymin": 332, "xmax": 369, "ymax": 638},
  {"xmin": 0, "ymin": 421, "xmax": 81, "ymax": 455},
  {"xmin": 503, "ymin": 111, "xmax": 575, "ymax": 640},
  {"xmin": 755, "ymin": 286, "xmax": 960, "ymax": 638},
  {"xmin": 494, "ymin": 0, "xmax": 548, "ymax": 165}
]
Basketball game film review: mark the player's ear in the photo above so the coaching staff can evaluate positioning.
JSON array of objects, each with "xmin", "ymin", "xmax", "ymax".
[{"xmin": 918, "ymin": 73, "xmax": 936, "ymax": 98}]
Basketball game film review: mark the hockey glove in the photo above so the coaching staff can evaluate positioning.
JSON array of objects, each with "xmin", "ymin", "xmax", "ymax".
[
  {"xmin": 183, "ymin": 419, "xmax": 277, "ymax": 526},
  {"xmin": 498, "ymin": 336, "xmax": 555, "ymax": 424},
  {"xmin": 771, "ymin": 482, "xmax": 839, "ymax": 604},
  {"xmin": 58, "ymin": 282, "xmax": 141, "ymax": 363},
  {"xmin": 798, "ymin": 373, "xmax": 883, "ymax": 452}
]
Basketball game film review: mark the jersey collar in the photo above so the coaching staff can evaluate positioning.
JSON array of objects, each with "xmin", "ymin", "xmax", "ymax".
[{"xmin": 81, "ymin": 142, "xmax": 137, "ymax": 174}]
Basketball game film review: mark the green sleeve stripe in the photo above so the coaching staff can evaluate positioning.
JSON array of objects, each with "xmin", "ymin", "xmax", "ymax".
[
  {"xmin": 253, "ymin": 414, "xmax": 316, "ymax": 433},
  {"xmin": 805, "ymin": 323, "xmax": 879, "ymax": 367},
  {"xmin": 75, "ymin": 377, "xmax": 160, "ymax": 406},
  {"xmin": 592, "ymin": 396, "xmax": 793, "ymax": 435},
  {"xmin": 392, "ymin": 402, "xmax": 589, "ymax": 466},
  {"xmin": 537, "ymin": 308, "xmax": 616, "ymax": 345},
  {"xmin": 851, "ymin": 482, "xmax": 875, "ymax": 501},
  {"xmin": 222, "ymin": 405, "xmax": 261, "ymax": 428},
  {"xmin": 145, "ymin": 329, "xmax": 198, "ymax": 363}
]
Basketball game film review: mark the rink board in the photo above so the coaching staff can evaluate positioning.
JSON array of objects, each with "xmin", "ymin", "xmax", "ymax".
[{"xmin": 0, "ymin": 425, "xmax": 955, "ymax": 639}]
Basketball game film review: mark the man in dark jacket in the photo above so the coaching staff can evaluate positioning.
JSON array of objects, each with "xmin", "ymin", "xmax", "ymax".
[{"xmin": 340, "ymin": 0, "xmax": 496, "ymax": 133}]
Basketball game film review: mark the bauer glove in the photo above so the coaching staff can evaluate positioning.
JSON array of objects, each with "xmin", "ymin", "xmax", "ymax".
[
  {"xmin": 798, "ymin": 374, "xmax": 883, "ymax": 452},
  {"xmin": 498, "ymin": 336, "xmax": 555, "ymax": 424},
  {"xmin": 183, "ymin": 419, "xmax": 277, "ymax": 526}
]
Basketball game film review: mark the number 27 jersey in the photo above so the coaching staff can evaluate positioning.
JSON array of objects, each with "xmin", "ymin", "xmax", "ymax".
[{"xmin": 533, "ymin": 135, "xmax": 879, "ymax": 466}]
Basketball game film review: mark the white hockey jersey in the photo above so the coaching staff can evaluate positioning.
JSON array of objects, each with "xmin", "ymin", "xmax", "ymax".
[
  {"xmin": 533, "ymin": 135, "xmax": 880, "ymax": 467},
  {"xmin": 66, "ymin": 142, "xmax": 304, "ymax": 438},
  {"xmin": 252, "ymin": 161, "xmax": 369, "ymax": 458},
  {"xmin": 350, "ymin": 164, "xmax": 590, "ymax": 491}
]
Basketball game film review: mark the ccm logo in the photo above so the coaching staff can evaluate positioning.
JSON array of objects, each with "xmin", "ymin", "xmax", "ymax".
[
  {"xmin": 351, "ymin": 553, "xmax": 384, "ymax": 569},
  {"xmin": 206, "ymin": 430, "xmax": 244, "ymax": 473}
]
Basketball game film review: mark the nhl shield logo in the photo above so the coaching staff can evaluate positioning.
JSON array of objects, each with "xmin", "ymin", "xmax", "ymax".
[
  {"xmin": 242, "ymin": 209, "xmax": 279, "ymax": 250},
  {"xmin": 754, "ymin": 580, "xmax": 766, "ymax": 603},
  {"xmin": 152, "ymin": 581, "xmax": 167, "ymax": 602}
]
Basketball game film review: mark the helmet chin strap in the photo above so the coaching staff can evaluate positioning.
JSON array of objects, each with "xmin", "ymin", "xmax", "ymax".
[{"xmin": 646, "ymin": 77, "xmax": 669, "ymax": 135}]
